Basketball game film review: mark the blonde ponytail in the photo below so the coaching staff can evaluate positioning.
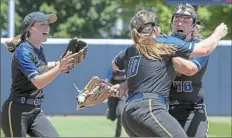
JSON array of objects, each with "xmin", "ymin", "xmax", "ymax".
[
  {"xmin": 130, "ymin": 10, "xmax": 177, "ymax": 60},
  {"xmin": 131, "ymin": 28, "xmax": 176, "ymax": 60}
]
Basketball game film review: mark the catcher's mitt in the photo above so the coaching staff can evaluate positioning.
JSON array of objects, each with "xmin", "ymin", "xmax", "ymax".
[
  {"xmin": 74, "ymin": 76, "xmax": 117, "ymax": 109},
  {"xmin": 62, "ymin": 37, "xmax": 88, "ymax": 72}
]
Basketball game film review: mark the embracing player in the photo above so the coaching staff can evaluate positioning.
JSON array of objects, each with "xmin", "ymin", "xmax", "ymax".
[{"xmin": 169, "ymin": 2, "xmax": 210, "ymax": 137}]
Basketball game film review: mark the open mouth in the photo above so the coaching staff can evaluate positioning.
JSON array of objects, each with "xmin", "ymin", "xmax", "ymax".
[{"xmin": 177, "ymin": 29, "xmax": 184, "ymax": 33}]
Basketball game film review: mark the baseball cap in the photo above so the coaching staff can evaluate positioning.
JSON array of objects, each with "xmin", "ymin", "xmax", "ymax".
[{"xmin": 23, "ymin": 11, "xmax": 57, "ymax": 30}]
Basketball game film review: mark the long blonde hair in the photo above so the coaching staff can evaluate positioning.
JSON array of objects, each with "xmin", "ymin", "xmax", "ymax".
[{"xmin": 130, "ymin": 10, "xmax": 176, "ymax": 60}]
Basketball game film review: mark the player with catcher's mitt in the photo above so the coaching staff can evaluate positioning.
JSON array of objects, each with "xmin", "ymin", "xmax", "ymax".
[{"xmin": 74, "ymin": 76, "xmax": 121, "ymax": 109}]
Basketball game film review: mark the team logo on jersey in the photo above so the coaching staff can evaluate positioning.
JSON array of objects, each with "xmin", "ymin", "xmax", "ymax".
[{"xmin": 127, "ymin": 56, "xmax": 141, "ymax": 78}]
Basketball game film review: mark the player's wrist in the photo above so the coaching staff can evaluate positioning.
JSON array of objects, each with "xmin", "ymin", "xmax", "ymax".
[
  {"xmin": 54, "ymin": 64, "xmax": 62, "ymax": 73},
  {"xmin": 54, "ymin": 61, "xmax": 63, "ymax": 73},
  {"xmin": 212, "ymin": 31, "xmax": 222, "ymax": 41},
  {"xmin": 55, "ymin": 60, "xmax": 60, "ymax": 66},
  {"xmin": 120, "ymin": 81, "xmax": 128, "ymax": 90}
]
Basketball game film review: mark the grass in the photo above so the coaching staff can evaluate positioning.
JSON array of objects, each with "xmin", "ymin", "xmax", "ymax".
[
  {"xmin": 49, "ymin": 116, "xmax": 128, "ymax": 137},
  {"xmin": 207, "ymin": 117, "xmax": 232, "ymax": 137},
  {"xmin": 1, "ymin": 116, "xmax": 231, "ymax": 137}
]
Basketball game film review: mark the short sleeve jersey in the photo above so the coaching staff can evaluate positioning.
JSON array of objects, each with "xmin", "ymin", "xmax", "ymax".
[
  {"xmin": 114, "ymin": 36, "xmax": 196, "ymax": 98},
  {"xmin": 9, "ymin": 41, "xmax": 48, "ymax": 99},
  {"xmin": 170, "ymin": 38, "xmax": 209, "ymax": 101}
]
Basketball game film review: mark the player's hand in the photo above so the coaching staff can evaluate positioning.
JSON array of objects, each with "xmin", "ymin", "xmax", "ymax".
[
  {"xmin": 102, "ymin": 99, "xmax": 108, "ymax": 103},
  {"xmin": 110, "ymin": 84, "xmax": 125, "ymax": 97},
  {"xmin": 57, "ymin": 51, "xmax": 78, "ymax": 72},
  {"xmin": 214, "ymin": 23, "xmax": 228, "ymax": 39}
]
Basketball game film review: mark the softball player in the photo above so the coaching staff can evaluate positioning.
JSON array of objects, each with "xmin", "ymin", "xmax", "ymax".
[
  {"xmin": 105, "ymin": 66, "xmax": 127, "ymax": 137},
  {"xmin": 111, "ymin": 10, "xmax": 227, "ymax": 137},
  {"xmin": 1, "ymin": 11, "xmax": 77, "ymax": 137},
  {"xmin": 169, "ymin": 2, "xmax": 209, "ymax": 137}
]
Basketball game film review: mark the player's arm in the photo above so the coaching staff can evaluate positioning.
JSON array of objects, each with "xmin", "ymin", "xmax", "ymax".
[
  {"xmin": 111, "ymin": 80, "xmax": 128, "ymax": 97},
  {"xmin": 191, "ymin": 34, "xmax": 221, "ymax": 57},
  {"xmin": 172, "ymin": 33, "xmax": 223, "ymax": 57},
  {"xmin": 120, "ymin": 80, "xmax": 128, "ymax": 91},
  {"xmin": 31, "ymin": 66, "xmax": 61, "ymax": 89},
  {"xmin": 47, "ymin": 61, "xmax": 59, "ymax": 70},
  {"xmin": 34, "ymin": 61, "xmax": 60, "ymax": 74},
  {"xmin": 172, "ymin": 56, "xmax": 208, "ymax": 76},
  {"xmin": 31, "ymin": 52, "xmax": 76, "ymax": 89},
  {"xmin": 112, "ymin": 49, "xmax": 126, "ymax": 71},
  {"xmin": 156, "ymin": 23, "xmax": 227, "ymax": 58},
  {"xmin": 165, "ymin": 33, "xmax": 222, "ymax": 58},
  {"xmin": 172, "ymin": 57, "xmax": 198, "ymax": 76},
  {"xmin": 16, "ymin": 48, "xmax": 73, "ymax": 89},
  {"xmin": 189, "ymin": 23, "xmax": 227, "ymax": 57},
  {"xmin": 15, "ymin": 47, "xmax": 61, "ymax": 89}
]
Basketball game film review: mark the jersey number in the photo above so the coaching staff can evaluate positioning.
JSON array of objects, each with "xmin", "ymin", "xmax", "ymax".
[
  {"xmin": 127, "ymin": 56, "xmax": 141, "ymax": 78},
  {"xmin": 173, "ymin": 81, "xmax": 193, "ymax": 92}
]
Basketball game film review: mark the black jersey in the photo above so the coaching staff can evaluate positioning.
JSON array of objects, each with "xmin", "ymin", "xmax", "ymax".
[
  {"xmin": 9, "ymin": 40, "xmax": 48, "ymax": 99},
  {"xmin": 170, "ymin": 54, "xmax": 209, "ymax": 101},
  {"xmin": 114, "ymin": 36, "xmax": 196, "ymax": 98}
]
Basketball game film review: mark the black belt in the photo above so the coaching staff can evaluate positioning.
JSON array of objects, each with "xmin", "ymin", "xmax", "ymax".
[
  {"xmin": 169, "ymin": 99, "xmax": 203, "ymax": 105},
  {"xmin": 14, "ymin": 97, "xmax": 43, "ymax": 106}
]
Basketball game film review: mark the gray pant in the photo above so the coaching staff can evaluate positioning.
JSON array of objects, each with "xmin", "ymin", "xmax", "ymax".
[
  {"xmin": 106, "ymin": 95, "xmax": 127, "ymax": 137},
  {"xmin": 1, "ymin": 99, "xmax": 59, "ymax": 137},
  {"xmin": 122, "ymin": 93, "xmax": 187, "ymax": 137},
  {"xmin": 169, "ymin": 104, "xmax": 209, "ymax": 137}
]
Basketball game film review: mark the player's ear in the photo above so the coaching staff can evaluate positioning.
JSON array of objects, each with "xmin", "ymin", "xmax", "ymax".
[{"xmin": 28, "ymin": 24, "xmax": 36, "ymax": 33}]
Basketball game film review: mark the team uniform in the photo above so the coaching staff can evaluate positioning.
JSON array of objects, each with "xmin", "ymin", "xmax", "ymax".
[
  {"xmin": 105, "ymin": 67, "xmax": 127, "ymax": 137},
  {"xmin": 169, "ymin": 38, "xmax": 209, "ymax": 137},
  {"xmin": 1, "ymin": 41, "xmax": 59, "ymax": 137},
  {"xmin": 114, "ymin": 35, "xmax": 198, "ymax": 137}
]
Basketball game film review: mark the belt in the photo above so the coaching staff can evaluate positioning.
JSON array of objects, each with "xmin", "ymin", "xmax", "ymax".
[
  {"xmin": 14, "ymin": 97, "xmax": 43, "ymax": 106},
  {"xmin": 127, "ymin": 93, "xmax": 167, "ymax": 104},
  {"xmin": 169, "ymin": 99, "xmax": 203, "ymax": 105}
]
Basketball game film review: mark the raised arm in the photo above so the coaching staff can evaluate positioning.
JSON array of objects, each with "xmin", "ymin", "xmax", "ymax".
[
  {"xmin": 155, "ymin": 23, "xmax": 228, "ymax": 58},
  {"xmin": 191, "ymin": 23, "xmax": 228, "ymax": 57}
]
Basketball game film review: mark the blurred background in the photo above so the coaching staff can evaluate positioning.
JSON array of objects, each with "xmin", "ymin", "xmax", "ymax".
[{"xmin": 1, "ymin": 0, "xmax": 232, "ymax": 137}]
